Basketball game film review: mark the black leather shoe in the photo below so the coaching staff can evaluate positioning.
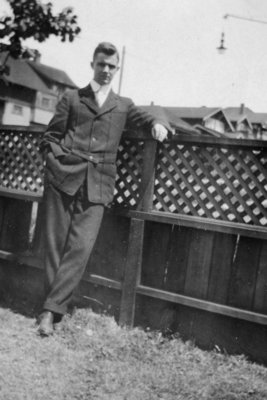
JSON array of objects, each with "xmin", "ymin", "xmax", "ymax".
[{"xmin": 37, "ymin": 311, "xmax": 54, "ymax": 336}]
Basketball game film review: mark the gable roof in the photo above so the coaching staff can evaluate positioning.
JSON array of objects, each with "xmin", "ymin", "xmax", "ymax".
[
  {"xmin": 27, "ymin": 60, "xmax": 77, "ymax": 88},
  {"xmin": 0, "ymin": 53, "xmax": 77, "ymax": 94},
  {"xmin": 223, "ymin": 106, "xmax": 267, "ymax": 129},
  {"xmin": 0, "ymin": 53, "xmax": 55, "ymax": 94},
  {"xmin": 164, "ymin": 106, "xmax": 234, "ymax": 132},
  {"xmin": 223, "ymin": 107, "xmax": 254, "ymax": 121},
  {"xmin": 236, "ymin": 116, "xmax": 253, "ymax": 130}
]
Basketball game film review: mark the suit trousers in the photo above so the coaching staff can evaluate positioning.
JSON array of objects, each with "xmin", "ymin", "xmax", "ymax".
[{"xmin": 42, "ymin": 181, "xmax": 104, "ymax": 315}]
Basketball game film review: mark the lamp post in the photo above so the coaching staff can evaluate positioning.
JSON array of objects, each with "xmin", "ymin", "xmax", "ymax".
[{"xmin": 217, "ymin": 32, "xmax": 227, "ymax": 54}]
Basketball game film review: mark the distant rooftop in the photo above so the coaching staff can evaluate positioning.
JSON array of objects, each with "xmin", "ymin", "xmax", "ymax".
[
  {"xmin": 27, "ymin": 60, "xmax": 77, "ymax": 88},
  {"xmin": 0, "ymin": 52, "xmax": 77, "ymax": 93},
  {"xmin": 140, "ymin": 105, "xmax": 199, "ymax": 134},
  {"xmin": 164, "ymin": 107, "xmax": 220, "ymax": 119},
  {"xmin": 224, "ymin": 106, "xmax": 267, "ymax": 125},
  {"xmin": 250, "ymin": 112, "xmax": 267, "ymax": 124},
  {"xmin": 0, "ymin": 53, "xmax": 54, "ymax": 94}
]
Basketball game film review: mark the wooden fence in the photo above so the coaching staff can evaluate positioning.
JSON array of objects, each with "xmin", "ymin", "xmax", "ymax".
[{"xmin": 0, "ymin": 126, "xmax": 267, "ymax": 362}]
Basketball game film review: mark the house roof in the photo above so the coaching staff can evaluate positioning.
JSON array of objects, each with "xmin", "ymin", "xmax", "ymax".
[
  {"xmin": 139, "ymin": 105, "xmax": 199, "ymax": 135},
  {"xmin": 164, "ymin": 107, "xmax": 220, "ymax": 120},
  {"xmin": 164, "ymin": 106, "xmax": 234, "ymax": 132},
  {"xmin": 27, "ymin": 60, "xmax": 77, "ymax": 88},
  {"xmin": 0, "ymin": 54, "xmax": 55, "ymax": 94},
  {"xmin": 248, "ymin": 112, "xmax": 267, "ymax": 125},
  {"xmin": 161, "ymin": 105, "xmax": 267, "ymax": 127},
  {"xmin": 223, "ymin": 106, "xmax": 267, "ymax": 128},
  {"xmin": 0, "ymin": 53, "xmax": 76, "ymax": 94},
  {"xmin": 223, "ymin": 107, "xmax": 254, "ymax": 121}
]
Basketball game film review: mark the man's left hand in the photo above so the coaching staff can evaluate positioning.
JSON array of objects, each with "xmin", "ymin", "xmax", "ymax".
[{"xmin": 151, "ymin": 124, "xmax": 169, "ymax": 142}]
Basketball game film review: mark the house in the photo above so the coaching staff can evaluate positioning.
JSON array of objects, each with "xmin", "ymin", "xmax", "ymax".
[
  {"xmin": 0, "ymin": 52, "xmax": 77, "ymax": 127},
  {"xmin": 163, "ymin": 104, "xmax": 267, "ymax": 139},
  {"xmin": 249, "ymin": 112, "xmax": 267, "ymax": 140},
  {"xmin": 224, "ymin": 104, "xmax": 267, "ymax": 140},
  {"xmin": 163, "ymin": 106, "xmax": 234, "ymax": 135},
  {"xmin": 223, "ymin": 104, "xmax": 254, "ymax": 139}
]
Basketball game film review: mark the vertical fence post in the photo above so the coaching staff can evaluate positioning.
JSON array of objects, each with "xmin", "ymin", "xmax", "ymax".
[
  {"xmin": 119, "ymin": 218, "xmax": 144, "ymax": 326},
  {"xmin": 119, "ymin": 137, "xmax": 158, "ymax": 327},
  {"xmin": 137, "ymin": 139, "xmax": 158, "ymax": 211}
]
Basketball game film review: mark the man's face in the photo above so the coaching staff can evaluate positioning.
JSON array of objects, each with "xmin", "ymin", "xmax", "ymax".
[{"xmin": 91, "ymin": 52, "xmax": 119, "ymax": 86}]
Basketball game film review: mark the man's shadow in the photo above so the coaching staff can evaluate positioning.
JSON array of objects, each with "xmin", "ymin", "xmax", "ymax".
[
  {"xmin": 0, "ymin": 258, "xmax": 111, "ymax": 321},
  {"xmin": 0, "ymin": 259, "xmax": 44, "ymax": 318}
]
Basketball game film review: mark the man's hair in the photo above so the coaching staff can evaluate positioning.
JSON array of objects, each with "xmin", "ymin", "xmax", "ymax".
[{"xmin": 93, "ymin": 42, "xmax": 120, "ymax": 62}]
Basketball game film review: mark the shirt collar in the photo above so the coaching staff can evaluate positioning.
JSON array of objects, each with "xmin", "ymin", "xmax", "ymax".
[{"xmin": 90, "ymin": 79, "xmax": 111, "ymax": 95}]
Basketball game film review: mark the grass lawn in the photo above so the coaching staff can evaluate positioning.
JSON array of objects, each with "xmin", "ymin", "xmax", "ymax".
[{"xmin": 0, "ymin": 307, "xmax": 267, "ymax": 400}]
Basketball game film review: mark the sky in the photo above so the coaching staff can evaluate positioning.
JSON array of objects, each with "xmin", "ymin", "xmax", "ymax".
[{"xmin": 2, "ymin": 0, "xmax": 267, "ymax": 112}]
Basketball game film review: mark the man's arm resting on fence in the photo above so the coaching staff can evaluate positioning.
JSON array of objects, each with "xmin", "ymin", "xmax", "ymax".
[
  {"xmin": 151, "ymin": 123, "xmax": 174, "ymax": 142},
  {"xmin": 126, "ymin": 101, "xmax": 173, "ymax": 139}
]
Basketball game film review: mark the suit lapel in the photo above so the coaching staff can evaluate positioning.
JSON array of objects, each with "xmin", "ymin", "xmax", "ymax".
[
  {"xmin": 78, "ymin": 86, "xmax": 119, "ymax": 117},
  {"xmin": 78, "ymin": 85, "xmax": 99, "ymax": 114},
  {"xmin": 96, "ymin": 90, "xmax": 118, "ymax": 117}
]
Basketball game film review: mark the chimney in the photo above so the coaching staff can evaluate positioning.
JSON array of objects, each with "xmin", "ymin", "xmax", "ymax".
[{"xmin": 240, "ymin": 103, "xmax": 245, "ymax": 114}]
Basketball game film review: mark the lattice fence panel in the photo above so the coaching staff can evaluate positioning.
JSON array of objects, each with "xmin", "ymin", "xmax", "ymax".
[
  {"xmin": 154, "ymin": 142, "xmax": 267, "ymax": 226},
  {"xmin": 113, "ymin": 139, "xmax": 144, "ymax": 207},
  {"xmin": 1, "ymin": 129, "xmax": 267, "ymax": 227},
  {"xmin": 0, "ymin": 130, "xmax": 44, "ymax": 194}
]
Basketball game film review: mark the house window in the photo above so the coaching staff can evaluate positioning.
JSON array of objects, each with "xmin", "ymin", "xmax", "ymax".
[
  {"xmin": 12, "ymin": 104, "xmax": 23, "ymax": 115},
  {"xmin": 205, "ymin": 118, "xmax": 225, "ymax": 133},
  {"xmin": 41, "ymin": 97, "xmax": 50, "ymax": 109},
  {"xmin": 237, "ymin": 122, "xmax": 249, "ymax": 132}
]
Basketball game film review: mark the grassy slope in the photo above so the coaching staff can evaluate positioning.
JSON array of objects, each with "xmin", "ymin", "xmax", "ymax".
[{"xmin": 0, "ymin": 307, "xmax": 267, "ymax": 400}]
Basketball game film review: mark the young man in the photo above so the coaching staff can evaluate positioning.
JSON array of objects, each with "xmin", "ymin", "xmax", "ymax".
[{"xmin": 38, "ymin": 42, "xmax": 171, "ymax": 336}]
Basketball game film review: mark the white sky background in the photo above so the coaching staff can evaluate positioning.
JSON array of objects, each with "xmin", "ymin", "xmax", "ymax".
[{"xmin": 2, "ymin": 0, "xmax": 267, "ymax": 111}]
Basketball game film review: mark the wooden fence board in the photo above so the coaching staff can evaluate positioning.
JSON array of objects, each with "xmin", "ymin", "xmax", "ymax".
[
  {"xmin": 207, "ymin": 232, "xmax": 236, "ymax": 304},
  {"xmin": 184, "ymin": 229, "xmax": 215, "ymax": 299},
  {"xmin": 142, "ymin": 221, "xmax": 171, "ymax": 289},
  {"xmin": 253, "ymin": 240, "xmax": 267, "ymax": 313},
  {"xmin": 163, "ymin": 225, "xmax": 193, "ymax": 294},
  {"xmin": 227, "ymin": 236, "xmax": 262, "ymax": 309},
  {"xmin": 0, "ymin": 198, "xmax": 32, "ymax": 251},
  {"xmin": 119, "ymin": 218, "xmax": 144, "ymax": 326},
  {"xmin": 85, "ymin": 212, "xmax": 130, "ymax": 282},
  {"xmin": 0, "ymin": 198, "xmax": 5, "ymax": 241}
]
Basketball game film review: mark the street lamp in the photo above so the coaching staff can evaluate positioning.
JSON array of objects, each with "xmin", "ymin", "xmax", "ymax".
[
  {"xmin": 217, "ymin": 13, "xmax": 267, "ymax": 54},
  {"xmin": 217, "ymin": 32, "xmax": 227, "ymax": 54}
]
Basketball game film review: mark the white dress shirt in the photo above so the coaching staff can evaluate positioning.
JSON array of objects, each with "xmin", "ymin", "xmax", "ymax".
[
  {"xmin": 90, "ymin": 80, "xmax": 112, "ymax": 107},
  {"xmin": 90, "ymin": 80, "xmax": 170, "ymax": 141}
]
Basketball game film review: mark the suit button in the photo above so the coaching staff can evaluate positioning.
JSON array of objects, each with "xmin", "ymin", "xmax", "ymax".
[
  {"xmin": 89, "ymin": 155, "xmax": 93, "ymax": 160},
  {"xmin": 92, "ymin": 137, "xmax": 96, "ymax": 142}
]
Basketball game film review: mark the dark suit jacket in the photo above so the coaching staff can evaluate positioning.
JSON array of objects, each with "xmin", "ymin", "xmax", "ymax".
[{"xmin": 41, "ymin": 85, "xmax": 169, "ymax": 205}]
